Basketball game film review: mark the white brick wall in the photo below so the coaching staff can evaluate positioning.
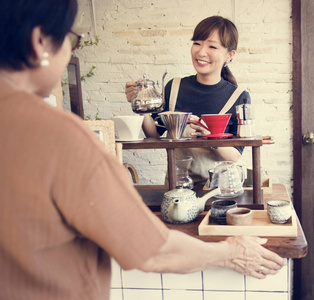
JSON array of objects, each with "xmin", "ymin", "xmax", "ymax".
[{"xmin": 74, "ymin": 0, "xmax": 293, "ymax": 192}]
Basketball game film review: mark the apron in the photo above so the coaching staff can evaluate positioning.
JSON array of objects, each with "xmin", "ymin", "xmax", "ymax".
[{"xmin": 168, "ymin": 78, "xmax": 244, "ymax": 183}]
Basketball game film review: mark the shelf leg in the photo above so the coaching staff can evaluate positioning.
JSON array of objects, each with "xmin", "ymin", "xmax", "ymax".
[
  {"xmin": 167, "ymin": 148, "xmax": 176, "ymax": 190},
  {"xmin": 252, "ymin": 146, "xmax": 262, "ymax": 204}
]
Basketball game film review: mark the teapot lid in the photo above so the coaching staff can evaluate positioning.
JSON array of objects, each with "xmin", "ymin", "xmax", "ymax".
[
  {"xmin": 136, "ymin": 74, "xmax": 155, "ymax": 86},
  {"xmin": 164, "ymin": 187, "xmax": 194, "ymax": 198}
]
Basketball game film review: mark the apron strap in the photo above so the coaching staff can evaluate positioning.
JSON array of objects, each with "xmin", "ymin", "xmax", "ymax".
[
  {"xmin": 219, "ymin": 87, "xmax": 244, "ymax": 114},
  {"xmin": 169, "ymin": 77, "xmax": 181, "ymax": 111},
  {"xmin": 169, "ymin": 78, "xmax": 244, "ymax": 115}
]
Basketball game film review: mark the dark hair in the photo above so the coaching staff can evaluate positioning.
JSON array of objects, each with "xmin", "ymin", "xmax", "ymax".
[
  {"xmin": 0, "ymin": 0, "xmax": 78, "ymax": 70},
  {"xmin": 191, "ymin": 16, "xmax": 238, "ymax": 86}
]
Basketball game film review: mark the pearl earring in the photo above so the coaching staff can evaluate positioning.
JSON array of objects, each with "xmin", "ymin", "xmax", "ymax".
[{"xmin": 40, "ymin": 52, "xmax": 50, "ymax": 67}]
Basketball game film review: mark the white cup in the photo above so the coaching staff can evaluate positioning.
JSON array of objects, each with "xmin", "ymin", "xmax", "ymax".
[
  {"xmin": 267, "ymin": 200, "xmax": 292, "ymax": 224},
  {"xmin": 112, "ymin": 115, "xmax": 144, "ymax": 141}
]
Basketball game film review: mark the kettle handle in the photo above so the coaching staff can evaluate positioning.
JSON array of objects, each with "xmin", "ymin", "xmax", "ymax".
[
  {"xmin": 236, "ymin": 166, "xmax": 245, "ymax": 184},
  {"xmin": 154, "ymin": 116, "xmax": 166, "ymax": 128}
]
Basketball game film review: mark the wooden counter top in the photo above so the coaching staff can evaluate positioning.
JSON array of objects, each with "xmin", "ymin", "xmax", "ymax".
[
  {"xmin": 121, "ymin": 136, "xmax": 263, "ymax": 149},
  {"xmin": 150, "ymin": 184, "xmax": 308, "ymax": 259}
]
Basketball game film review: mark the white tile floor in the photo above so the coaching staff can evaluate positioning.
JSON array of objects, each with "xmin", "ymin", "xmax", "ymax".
[
  {"xmin": 246, "ymin": 292, "xmax": 289, "ymax": 300},
  {"xmin": 111, "ymin": 259, "xmax": 122, "ymax": 288},
  {"xmin": 162, "ymin": 272, "xmax": 203, "ymax": 290},
  {"xmin": 163, "ymin": 289, "xmax": 203, "ymax": 300},
  {"xmin": 246, "ymin": 264, "xmax": 289, "ymax": 292},
  {"xmin": 110, "ymin": 288, "xmax": 123, "ymax": 300},
  {"xmin": 203, "ymin": 291, "xmax": 245, "ymax": 300},
  {"xmin": 123, "ymin": 289, "xmax": 163, "ymax": 300},
  {"xmin": 203, "ymin": 267, "xmax": 245, "ymax": 291},
  {"xmin": 110, "ymin": 259, "xmax": 290, "ymax": 300},
  {"xmin": 122, "ymin": 269, "xmax": 162, "ymax": 289}
]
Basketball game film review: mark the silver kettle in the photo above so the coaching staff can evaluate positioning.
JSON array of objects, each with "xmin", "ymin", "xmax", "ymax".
[{"xmin": 131, "ymin": 72, "xmax": 167, "ymax": 114}]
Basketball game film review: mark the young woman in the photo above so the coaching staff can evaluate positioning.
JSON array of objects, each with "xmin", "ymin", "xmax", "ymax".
[
  {"xmin": 125, "ymin": 16, "xmax": 251, "ymax": 183},
  {"xmin": 0, "ymin": 5, "xmax": 284, "ymax": 299}
]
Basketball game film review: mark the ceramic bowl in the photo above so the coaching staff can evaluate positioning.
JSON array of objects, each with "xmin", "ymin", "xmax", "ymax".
[
  {"xmin": 226, "ymin": 208, "xmax": 252, "ymax": 225},
  {"xmin": 267, "ymin": 200, "xmax": 292, "ymax": 224},
  {"xmin": 210, "ymin": 199, "xmax": 237, "ymax": 225}
]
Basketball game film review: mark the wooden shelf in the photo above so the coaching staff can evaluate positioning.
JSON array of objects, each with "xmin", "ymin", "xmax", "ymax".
[{"xmin": 120, "ymin": 136, "xmax": 264, "ymax": 205}]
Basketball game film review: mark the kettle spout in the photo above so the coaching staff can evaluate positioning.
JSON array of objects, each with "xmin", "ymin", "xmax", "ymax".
[
  {"xmin": 161, "ymin": 71, "xmax": 168, "ymax": 101},
  {"xmin": 197, "ymin": 187, "xmax": 221, "ymax": 213},
  {"xmin": 168, "ymin": 198, "xmax": 187, "ymax": 223}
]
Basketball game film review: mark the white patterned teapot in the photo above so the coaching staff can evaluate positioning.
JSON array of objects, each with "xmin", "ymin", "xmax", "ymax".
[{"xmin": 161, "ymin": 187, "xmax": 220, "ymax": 224}]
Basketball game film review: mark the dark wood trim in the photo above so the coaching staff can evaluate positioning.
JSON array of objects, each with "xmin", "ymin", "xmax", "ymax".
[
  {"xmin": 67, "ymin": 57, "xmax": 84, "ymax": 119},
  {"xmin": 292, "ymin": 0, "xmax": 302, "ymax": 219},
  {"xmin": 292, "ymin": 0, "xmax": 302, "ymax": 299}
]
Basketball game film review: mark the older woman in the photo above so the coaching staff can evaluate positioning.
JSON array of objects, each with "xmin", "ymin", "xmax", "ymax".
[{"xmin": 0, "ymin": 2, "xmax": 286, "ymax": 300}]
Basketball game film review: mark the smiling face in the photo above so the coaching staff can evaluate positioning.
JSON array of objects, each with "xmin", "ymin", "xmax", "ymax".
[{"xmin": 191, "ymin": 30, "xmax": 235, "ymax": 85}]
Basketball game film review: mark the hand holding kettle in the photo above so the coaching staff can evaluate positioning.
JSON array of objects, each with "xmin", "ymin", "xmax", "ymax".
[
  {"xmin": 125, "ymin": 81, "xmax": 137, "ymax": 103},
  {"xmin": 125, "ymin": 73, "xmax": 167, "ymax": 114}
]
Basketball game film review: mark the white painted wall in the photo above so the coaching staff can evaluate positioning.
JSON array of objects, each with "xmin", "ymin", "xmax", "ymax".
[{"xmin": 73, "ymin": 0, "xmax": 293, "ymax": 192}]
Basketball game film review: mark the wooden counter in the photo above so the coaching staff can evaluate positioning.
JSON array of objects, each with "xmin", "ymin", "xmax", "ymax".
[{"xmin": 150, "ymin": 184, "xmax": 308, "ymax": 259}]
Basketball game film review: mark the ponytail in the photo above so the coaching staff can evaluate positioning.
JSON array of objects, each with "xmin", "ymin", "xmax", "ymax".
[{"xmin": 221, "ymin": 66, "xmax": 237, "ymax": 86}]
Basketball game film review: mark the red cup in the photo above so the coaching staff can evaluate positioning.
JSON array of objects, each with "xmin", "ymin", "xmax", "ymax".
[{"xmin": 198, "ymin": 114, "xmax": 231, "ymax": 134}]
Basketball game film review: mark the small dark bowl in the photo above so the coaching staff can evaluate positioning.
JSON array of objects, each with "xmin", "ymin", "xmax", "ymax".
[{"xmin": 211, "ymin": 199, "xmax": 237, "ymax": 225}]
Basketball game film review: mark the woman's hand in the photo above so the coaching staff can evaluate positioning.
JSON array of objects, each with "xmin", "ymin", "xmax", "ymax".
[
  {"xmin": 139, "ymin": 230, "xmax": 286, "ymax": 278},
  {"xmin": 188, "ymin": 115, "xmax": 211, "ymax": 136},
  {"xmin": 125, "ymin": 81, "xmax": 137, "ymax": 102},
  {"xmin": 222, "ymin": 236, "xmax": 287, "ymax": 279}
]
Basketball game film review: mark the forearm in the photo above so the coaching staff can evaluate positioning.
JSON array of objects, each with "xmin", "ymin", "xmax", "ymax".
[
  {"xmin": 139, "ymin": 230, "xmax": 227, "ymax": 274},
  {"xmin": 211, "ymin": 146, "xmax": 241, "ymax": 162},
  {"xmin": 138, "ymin": 230, "xmax": 287, "ymax": 279},
  {"xmin": 141, "ymin": 114, "xmax": 160, "ymax": 138}
]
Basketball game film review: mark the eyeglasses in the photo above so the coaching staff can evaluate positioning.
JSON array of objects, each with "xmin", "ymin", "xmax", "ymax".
[{"xmin": 68, "ymin": 30, "xmax": 84, "ymax": 51}]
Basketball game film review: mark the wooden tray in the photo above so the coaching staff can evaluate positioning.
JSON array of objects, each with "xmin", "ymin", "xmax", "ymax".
[{"xmin": 198, "ymin": 209, "xmax": 297, "ymax": 237}]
